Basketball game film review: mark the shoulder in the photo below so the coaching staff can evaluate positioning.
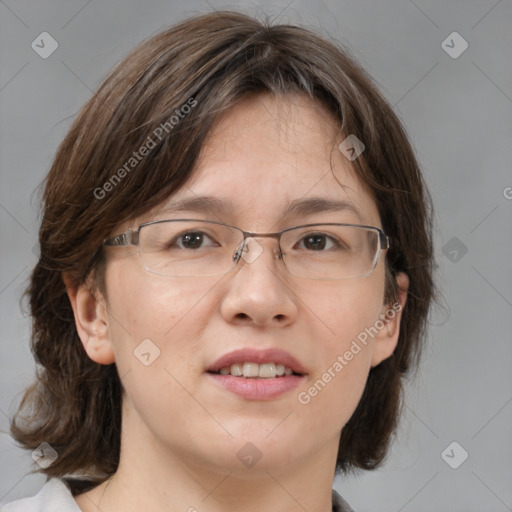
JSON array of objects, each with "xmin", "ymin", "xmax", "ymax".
[
  {"xmin": 332, "ymin": 488, "xmax": 356, "ymax": 512},
  {"xmin": 1, "ymin": 478, "xmax": 81, "ymax": 512}
]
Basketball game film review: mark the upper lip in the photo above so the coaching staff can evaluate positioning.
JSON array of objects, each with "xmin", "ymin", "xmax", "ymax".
[{"xmin": 207, "ymin": 348, "xmax": 308, "ymax": 375}]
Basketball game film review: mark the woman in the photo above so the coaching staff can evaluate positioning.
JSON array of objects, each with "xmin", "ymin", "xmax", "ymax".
[{"xmin": 3, "ymin": 10, "xmax": 435, "ymax": 512}]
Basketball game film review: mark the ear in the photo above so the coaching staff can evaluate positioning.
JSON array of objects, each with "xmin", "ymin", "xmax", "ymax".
[
  {"xmin": 63, "ymin": 273, "xmax": 115, "ymax": 365},
  {"xmin": 370, "ymin": 272, "xmax": 409, "ymax": 367}
]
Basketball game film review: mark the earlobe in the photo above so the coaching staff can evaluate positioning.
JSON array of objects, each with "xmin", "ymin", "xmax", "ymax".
[
  {"xmin": 63, "ymin": 273, "xmax": 115, "ymax": 365},
  {"xmin": 370, "ymin": 272, "xmax": 409, "ymax": 367}
]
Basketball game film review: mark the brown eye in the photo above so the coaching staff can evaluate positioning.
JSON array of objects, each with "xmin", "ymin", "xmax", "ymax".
[
  {"xmin": 169, "ymin": 231, "xmax": 217, "ymax": 250},
  {"xmin": 180, "ymin": 232, "xmax": 205, "ymax": 249},
  {"xmin": 297, "ymin": 233, "xmax": 340, "ymax": 251},
  {"xmin": 304, "ymin": 234, "xmax": 327, "ymax": 250}
]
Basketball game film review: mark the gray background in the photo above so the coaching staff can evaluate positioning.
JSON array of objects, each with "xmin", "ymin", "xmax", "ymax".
[{"xmin": 1, "ymin": 1, "xmax": 511, "ymax": 511}]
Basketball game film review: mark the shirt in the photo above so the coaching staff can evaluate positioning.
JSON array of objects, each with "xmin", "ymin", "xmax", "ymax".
[{"xmin": 1, "ymin": 478, "xmax": 356, "ymax": 511}]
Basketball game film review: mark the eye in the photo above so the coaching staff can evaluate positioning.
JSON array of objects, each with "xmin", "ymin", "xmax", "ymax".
[
  {"xmin": 297, "ymin": 233, "xmax": 340, "ymax": 251},
  {"xmin": 172, "ymin": 231, "xmax": 217, "ymax": 250}
]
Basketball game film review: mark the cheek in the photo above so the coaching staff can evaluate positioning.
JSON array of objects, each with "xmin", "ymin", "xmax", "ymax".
[
  {"xmin": 103, "ymin": 262, "xmax": 223, "ymax": 383},
  {"xmin": 295, "ymin": 320, "xmax": 374, "ymax": 441},
  {"xmin": 297, "ymin": 353, "xmax": 370, "ymax": 437},
  {"xmin": 303, "ymin": 271, "xmax": 385, "ymax": 349},
  {"xmin": 102, "ymin": 267, "xmax": 221, "ymax": 445},
  {"xmin": 293, "ymin": 275, "xmax": 384, "ymax": 430},
  {"xmin": 106, "ymin": 263, "xmax": 218, "ymax": 339}
]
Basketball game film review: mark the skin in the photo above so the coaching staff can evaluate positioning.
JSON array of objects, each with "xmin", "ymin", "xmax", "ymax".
[{"xmin": 67, "ymin": 93, "xmax": 408, "ymax": 512}]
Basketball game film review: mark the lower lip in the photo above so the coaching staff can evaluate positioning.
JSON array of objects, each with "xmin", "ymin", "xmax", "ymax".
[{"xmin": 206, "ymin": 373, "xmax": 305, "ymax": 400}]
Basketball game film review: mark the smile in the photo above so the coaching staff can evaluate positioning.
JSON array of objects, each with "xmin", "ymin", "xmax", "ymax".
[{"xmin": 213, "ymin": 362, "xmax": 298, "ymax": 378}]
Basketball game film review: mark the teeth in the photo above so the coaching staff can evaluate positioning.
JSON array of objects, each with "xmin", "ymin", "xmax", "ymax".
[
  {"xmin": 217, "ymin": 362, "xmax": 297, "ymax": 378},
  {"xmin": 259, "ymin": 363, "xmax": 276, "ymax": 378},
  {"xmin": 242, "ymin": 363, "xmax": 259, "ymax": 378},
  {"xmin": 231, "ymin": 364, "xmax": 243, "ymax": 376}
]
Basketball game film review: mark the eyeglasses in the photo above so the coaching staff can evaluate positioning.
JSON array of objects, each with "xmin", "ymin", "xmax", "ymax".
[{"xmin": 103, "ymin": 219, "xmax": 391, "ymax": 280}]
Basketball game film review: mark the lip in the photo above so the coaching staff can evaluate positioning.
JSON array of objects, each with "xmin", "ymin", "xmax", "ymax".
[
  {"xmin": 205, "ymin": 348, "xmax": 308, "ymax": 401},
  {"xmin": 207, "ymin": 373, "xmax": 304, "ymax": 400},
  {"xmin": 206, "ymin": 348, "xmax": 308, "ymax": 375}
]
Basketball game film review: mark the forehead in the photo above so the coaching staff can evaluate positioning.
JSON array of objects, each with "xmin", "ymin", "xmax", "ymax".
[{"xmin": 151, "ymin": 93, "xmax": 380, "ymax": 229}]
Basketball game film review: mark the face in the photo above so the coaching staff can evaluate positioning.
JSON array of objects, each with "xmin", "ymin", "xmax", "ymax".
[{"xmin": 72, "ymin": 93, "xmax": 407, "ymax": 478}]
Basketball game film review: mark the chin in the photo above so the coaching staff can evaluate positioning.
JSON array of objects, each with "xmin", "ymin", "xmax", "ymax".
[{"xmin": 191, "ymin": 434, "xmax": 303, "ymax": 474}]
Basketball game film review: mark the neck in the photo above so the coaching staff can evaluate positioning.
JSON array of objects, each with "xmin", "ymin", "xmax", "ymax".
[{"xmin": 75, "ymin": 402, "xmax": 340, "ymax": 512}]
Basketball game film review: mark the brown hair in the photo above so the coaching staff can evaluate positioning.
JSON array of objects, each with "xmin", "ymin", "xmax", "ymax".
[{"xmin": 9, "ymin": 10, "xmax": 436, "ymax": 490}]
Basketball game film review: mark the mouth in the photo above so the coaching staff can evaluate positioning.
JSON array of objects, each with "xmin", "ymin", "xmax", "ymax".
[
  {"xmin": 206, "ymin": 347, "xmax": 307, "ymax": 377},
  {"xmin": 208, "ymin": 362, "xmax": 303, "ymax": 378},
  {"xmin": 206, "ymin": 348, "xmax": 307, "ymax": 400}
]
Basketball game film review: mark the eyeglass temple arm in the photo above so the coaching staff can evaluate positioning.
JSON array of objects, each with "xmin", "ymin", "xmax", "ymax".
[
  {"xmin": 381, "ymin": 232, "xmax": 392, "ymax": 250},
  {"xmin": 103, "ymin": 230, "xmax": 139, "ymax": 246}
]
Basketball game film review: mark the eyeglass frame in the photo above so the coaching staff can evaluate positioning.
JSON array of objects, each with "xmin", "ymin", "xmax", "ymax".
[{"xmin": 103, "ymin": 219, "xmax": 392, "ymax": 279}]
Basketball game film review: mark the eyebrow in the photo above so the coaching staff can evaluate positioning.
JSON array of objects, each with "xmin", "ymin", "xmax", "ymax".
[
  {"xmin": 286, "ymin": 197, "xmax": 363, "ymax": 221},
  {"xmin": 158, "ymin": 195, "xmax": 363, "ymax": 222}
]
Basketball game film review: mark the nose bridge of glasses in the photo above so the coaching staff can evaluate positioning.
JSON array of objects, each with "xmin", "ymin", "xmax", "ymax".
[{"xmin": 235, "ymin": 231, "xmax": 283, "ymax": 263}]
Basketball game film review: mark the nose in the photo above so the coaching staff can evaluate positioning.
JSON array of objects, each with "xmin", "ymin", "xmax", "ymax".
[{"xmin": 220, "ymin": 237, "xmax": 299, "ymax": 328}]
